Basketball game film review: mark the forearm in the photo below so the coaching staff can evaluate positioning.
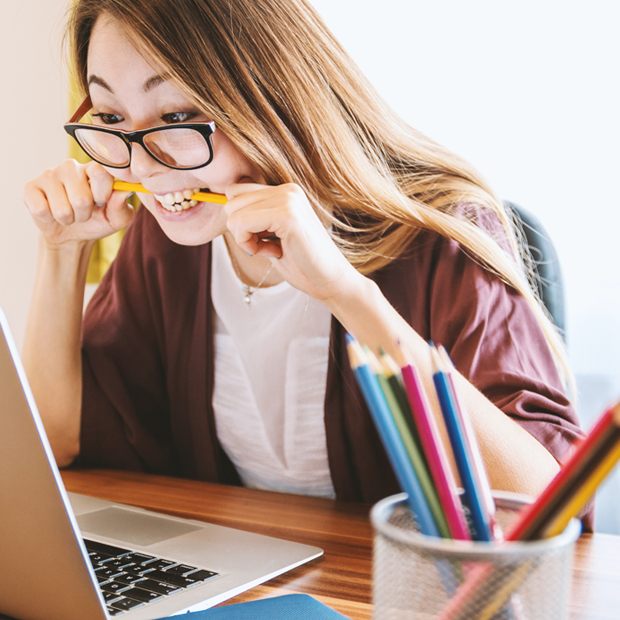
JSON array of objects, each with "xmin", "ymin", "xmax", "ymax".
[
  {"xmin": 22, "ymin": 235, "xmax": 95, "ymax": 467},
  {"xmin": 326, "ymin": 274, "xmax": 561, "ymax": 498}
]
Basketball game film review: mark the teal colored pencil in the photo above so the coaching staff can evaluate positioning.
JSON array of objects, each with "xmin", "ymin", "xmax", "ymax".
[
  {"xmin": 368, "ymin": 348, "xmax": 452, "ymax": 539},
  {"xmin": 346, "ymin": 336, "xmax": 439, "ymax": 537}
]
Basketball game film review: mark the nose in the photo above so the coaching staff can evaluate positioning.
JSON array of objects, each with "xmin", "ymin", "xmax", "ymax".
[{"xmin": 129, "ymin": 142, "xmax": 167, "ymax": 179}]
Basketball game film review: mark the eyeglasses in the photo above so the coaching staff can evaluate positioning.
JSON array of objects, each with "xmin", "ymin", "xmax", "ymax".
[{"xmin": 64, "ymin": 97, "xmax": 215, "ymax": 170}]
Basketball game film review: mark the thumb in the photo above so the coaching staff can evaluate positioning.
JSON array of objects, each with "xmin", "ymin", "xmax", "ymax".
[{"xmin": 105, "ymin": 190, "xmax": 136, "ymax": 231}]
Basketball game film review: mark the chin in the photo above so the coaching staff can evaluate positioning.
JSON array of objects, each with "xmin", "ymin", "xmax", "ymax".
[{"xmin": 144, "ymin": 196, "xmax": 226, "ymax": 247}]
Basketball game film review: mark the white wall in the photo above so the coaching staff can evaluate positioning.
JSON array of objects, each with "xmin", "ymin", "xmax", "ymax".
[
  {"xmin": 3, "ymin": 3, "xmax": 620, "ymax": 400},
  {"xmin": 310, "ymin": 0, "xmax": 620, "ymax": 408},
  {"xmin": 0, "ymin": 0, "xmax": 68, "ymax": 347}
]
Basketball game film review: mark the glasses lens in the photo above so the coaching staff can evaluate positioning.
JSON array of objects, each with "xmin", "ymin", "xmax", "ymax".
[
  {"xmin": 144, "ymin": 128, "xmax": 212, "ymax": 169},
  {"xmin": 75, "ymin": 128, "xmax": 130, "ymax": 167}
]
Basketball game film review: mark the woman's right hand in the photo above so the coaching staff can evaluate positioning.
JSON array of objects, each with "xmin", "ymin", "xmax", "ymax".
[{"xmin": 23, "ymin": 159, "xmax": 135, "ymax": 247}]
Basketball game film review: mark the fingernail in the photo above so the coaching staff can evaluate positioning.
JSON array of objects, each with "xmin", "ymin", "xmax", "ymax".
[
  {"xmin": 246, "ymin": 251, "xmax": 253, "ymax": 257},
  {"xmin": 95, "ymin": 202, "xmax": 106, "ymax": 207}
]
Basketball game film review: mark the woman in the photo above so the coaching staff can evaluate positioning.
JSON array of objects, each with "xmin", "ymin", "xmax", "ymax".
[{"xmin": 22, "ymin": 0, "xmax": 585, "ymax": 521}]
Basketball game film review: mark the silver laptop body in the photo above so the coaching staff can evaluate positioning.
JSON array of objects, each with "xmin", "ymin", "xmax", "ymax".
[{"xmin": 0, "ymin": 308, "xmax": 322, "ymax": 620}]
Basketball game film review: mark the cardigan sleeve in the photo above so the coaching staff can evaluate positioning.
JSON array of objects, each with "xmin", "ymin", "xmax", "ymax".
[
  {"xmin": 78, "ymin": 208, "xmax": 175, "ymax": 473},
  {"xmin": 372, "ymin": 216, "xmax": 593, "ymax": 530}
]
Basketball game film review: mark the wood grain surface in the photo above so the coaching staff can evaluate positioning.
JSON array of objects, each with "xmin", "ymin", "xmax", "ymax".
[{"xmin": 59, "ymin": 469, "xmax": 620, "ymax": 620}]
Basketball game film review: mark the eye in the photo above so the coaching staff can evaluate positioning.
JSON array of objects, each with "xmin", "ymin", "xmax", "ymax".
[
  {"xmin": 92, "ymin": 113, "xmax": 124, "ymax": 125},
  {"xmin": 161, "ymin": 111, "xmax": 197, "ymax": 124}
]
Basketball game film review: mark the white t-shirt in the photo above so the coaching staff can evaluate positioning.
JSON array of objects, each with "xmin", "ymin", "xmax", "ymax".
[{"xmin": 211, "ymin": 235, "xmax": 335, "ymax": 498}]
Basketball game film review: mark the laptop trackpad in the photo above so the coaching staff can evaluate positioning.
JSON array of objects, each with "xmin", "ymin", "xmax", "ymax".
[{"xmin": 77, "ymin": 506, "xmax": 203, "ymax": 547}]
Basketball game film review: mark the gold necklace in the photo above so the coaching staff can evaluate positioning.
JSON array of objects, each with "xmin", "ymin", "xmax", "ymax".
[{"xmin": 224, "ymin": 239, "xmax": 274, "ymax": 308}]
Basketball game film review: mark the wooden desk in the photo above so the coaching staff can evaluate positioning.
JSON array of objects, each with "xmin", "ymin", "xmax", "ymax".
[{"xmin": 61, "ymin": 469, "xmax": 620, "ymax": 620}]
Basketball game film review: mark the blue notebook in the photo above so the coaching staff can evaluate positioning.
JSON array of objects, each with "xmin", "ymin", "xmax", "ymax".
[{"xmin": 154, "ymin": 594, "xmax": 351, "ymax": 619}]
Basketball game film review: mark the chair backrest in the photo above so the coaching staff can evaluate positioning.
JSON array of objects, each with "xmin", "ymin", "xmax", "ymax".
[{"xmin": 504, "ymin": 202, "xmax": 566, "ymax": 340}]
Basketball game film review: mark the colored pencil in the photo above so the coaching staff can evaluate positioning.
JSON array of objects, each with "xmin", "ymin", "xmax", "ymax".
[
  {"xmin": 399, "ymin": 346, "xmax": 471, "ymax": 541},
  {"xmin": 437, "ymin": 402, "xmax": 620, "ymax": 620},
  {"xmin": 375, "ymin": 350, "xmax": 452, "ymax": 539},
  {"xmin": 345, "ymin": 336, "xmax": 439, "ymax": 537},
  {"xmin": 505, "ymin": 403, "xmax": 620, "ymax": 541},
  {"xmin": 430, "ymin": 345, "xmax": 493, "ymax": 542},
  {"xmin": 113, "ymin": 181, "xmax": 228, "ymax": 204},
  {"xmin": 542, "ymin": 433, "xmax": 620, "ymax": 538},
  {"xmin": 437, "ymin": 346, "xmax": 502, "ymax": 541}
]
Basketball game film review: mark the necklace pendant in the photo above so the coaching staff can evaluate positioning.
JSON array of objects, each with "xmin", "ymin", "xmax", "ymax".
[{"xmin": 243, "ymin": 286, "xmax": 253, "ymax": 307}]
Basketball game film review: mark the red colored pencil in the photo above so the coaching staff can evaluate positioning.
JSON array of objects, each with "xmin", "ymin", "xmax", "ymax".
[{"xmin": 505, "ymin": 403, "xmax": 618, "ymax": 541}]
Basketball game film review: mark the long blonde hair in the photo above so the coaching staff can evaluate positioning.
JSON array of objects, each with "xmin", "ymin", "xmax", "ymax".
[{"xmin": 67, "ymin": 0, "xmax": 571, "ymax": 388}]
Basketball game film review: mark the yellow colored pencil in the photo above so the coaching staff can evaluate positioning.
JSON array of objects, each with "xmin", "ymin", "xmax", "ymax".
[
  {"xmin": 113, "ymin": 181, "xmax": 228, "ymax": 204},
  {"xmin": 542, "ymin": 439, "xmax": 620, "ymax": 538}
]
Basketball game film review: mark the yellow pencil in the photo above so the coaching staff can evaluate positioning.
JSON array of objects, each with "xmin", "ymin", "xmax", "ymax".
[
  {"xmin": 542, "ymin": 439, "xmax": 620, "ymax": 538},
  {"xmin": 112, "ymin": 181, "xmax": 228, "ymax": 204}
]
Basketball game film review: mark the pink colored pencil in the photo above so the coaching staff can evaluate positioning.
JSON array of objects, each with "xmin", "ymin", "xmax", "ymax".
[{"xmin": 400, "ymin": 348, "xmax": 470, "ymax": 540}]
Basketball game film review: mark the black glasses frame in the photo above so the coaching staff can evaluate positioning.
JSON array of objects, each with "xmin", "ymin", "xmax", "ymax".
[{"xmin": 64, "ymin": 96, "xmax": 216, "ymax": 171}]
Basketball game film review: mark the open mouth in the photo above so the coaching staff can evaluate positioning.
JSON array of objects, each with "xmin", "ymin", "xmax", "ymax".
[{"xmin": 153, "ymin": 188, "xmax": 204, "ymax": 213}]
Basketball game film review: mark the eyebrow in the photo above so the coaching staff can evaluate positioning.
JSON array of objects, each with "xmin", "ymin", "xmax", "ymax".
[
  {"xmin": 88, "ymin": 75, "xmax": 113, "ymax": 92},
  {"xmin": 87, "ymin": 73, "xmax": 170, "ymax": 94}
]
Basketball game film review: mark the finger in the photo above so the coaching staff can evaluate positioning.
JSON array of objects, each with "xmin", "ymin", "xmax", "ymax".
[
  {"xmin": 61, "ymin": 164, "xmax": 97, "ymax": 225},
  {"xmin": 225, "ymin": 182, "xmax": 274, "ymax": 214},
  {"xmin": 85, "ymin": 162, "xmax": 115, "ymax": 207},
  {"xmin": 23, "ymin": 182, "xmax": 56, "ymax": 225},
  {"xmin": 40, "ymin": 175, "xmax": 77, "ymax": 227},
  {"xmin": 227, "ymin": 202, "xmax": 286, "ymax": 256}
]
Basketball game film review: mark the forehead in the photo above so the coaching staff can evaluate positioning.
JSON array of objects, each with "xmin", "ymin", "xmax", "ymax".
[{"xmin": 87, "ymin": 15, "xmax": 171, "ymax": 98}]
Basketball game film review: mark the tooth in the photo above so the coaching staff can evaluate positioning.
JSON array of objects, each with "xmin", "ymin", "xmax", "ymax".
[
  {"xmin": 174, "ymin": 191, "xmax": 183, "ymax": 203},
  {"xmin": 193, "ymin": 188, "xmax": 200, "ymax": 194},
  {"xmin": 183, "ymin": 190, "xmax": 193, "ymax": 200},
  {"xmin": 163, "ymin": 193, "xmax": 175, "ymax": 206},
  {"xmin": 181, "ymin": 201, "xmax": 190, "ymax": 209},
  {"xmin": 189, "ymin": 200, "xmax": 197, "ymax": 207}
]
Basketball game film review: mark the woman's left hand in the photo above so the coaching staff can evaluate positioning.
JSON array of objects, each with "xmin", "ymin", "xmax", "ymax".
[{"xmin": 225, "ymin": 181, "xmax": 364, "ymax": 305}]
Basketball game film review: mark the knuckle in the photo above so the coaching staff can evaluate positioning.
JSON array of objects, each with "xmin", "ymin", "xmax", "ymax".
[
  {"xmin": 54, "ymin": 209, "xmax": 74, "ymax": 225},
  {"xmin": 73, "ymin": 195, "xmax": 93, "ymax": 210},
  {"xmin": 281, "ymin": 183, "xmax": 304, "ymax": 199}
]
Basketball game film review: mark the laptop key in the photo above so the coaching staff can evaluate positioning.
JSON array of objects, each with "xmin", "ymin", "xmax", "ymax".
[
  {"xmin": 96, "ymin": 573, "xmax": 111, "ymax": 585},
  {"xmin": 102, "ymin": 558, "xmax": 138, "ymax": 570},
  {"xmin": 107, "ymin": 606, "xmax": 124, "ymax": 616},
  {"xmin": 123, "ymin": 587, "xmax": 164, "ymax": 603},
  {"xmin": 89, "ymin": 552, "xmax": 113, "ymax": 565},
  {"xmin": 122, "ymin": 552, "xmax": 156, "ymax": 565},
  {"xmin": 146, "ymin": 570, "xmax": 201, "ymax": 588},
  {"xmin": 84, "ymin": 539, "xmax": 132, "ymax": 557},
  {"xmin": 101, "ymin": 582, "xmax": 131, "ymax": 594},
  {"xmin": 103, "ymin": 591, "xmax": 123, "ymax": 603},
  {"xmin": 187, "ymin": 569, "xmax": 219, "ymax": 581},
  {"xmin": 95, "ymin": 567, "xmax": 125, "ymax": 580},
  {"xmin": 165, "ymin": 564, "xmax": 199, "ymax": 576},
  {"xmin": 138, "ymin": 579, "xmax": 183, "ymax": 596},
  {"xmin": 146, "ymin": 559, "xmax": 176, "ymax": 570},
  {"xmin": 114, "ymin": 573, "xmax": 146, "ymax": 586},
  {"xmin": 109, "ymin": 597, "xmax": 144, "ymax": 612}
]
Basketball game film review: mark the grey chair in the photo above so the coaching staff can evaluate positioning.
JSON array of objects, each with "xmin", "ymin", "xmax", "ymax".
[{"xmin": 504, "ymin": 202, "xmax": 566, "ymax": 340}]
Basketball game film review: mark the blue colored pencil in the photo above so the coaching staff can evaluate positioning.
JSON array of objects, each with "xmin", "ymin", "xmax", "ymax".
[
  {"xmin": 437, "ymin": 345, "xmax": 502, "ymax": 541},
  {"xmin": 346, "ymin": 335, "xmax": 440, "ymax": 537},
  {"xmin": 430, "ymin": 344, "xmax": 493, "ymax": 542}
]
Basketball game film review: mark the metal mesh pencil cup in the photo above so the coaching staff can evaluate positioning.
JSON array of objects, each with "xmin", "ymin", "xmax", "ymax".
[{"xmin": 371, "ymin": 491, "xmax": 581, "ymax": 620}]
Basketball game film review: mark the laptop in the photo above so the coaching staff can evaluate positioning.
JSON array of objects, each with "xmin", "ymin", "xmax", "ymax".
[{"xmin": 0, "ymin": 308, "xmax": 323, "ymax": 620}]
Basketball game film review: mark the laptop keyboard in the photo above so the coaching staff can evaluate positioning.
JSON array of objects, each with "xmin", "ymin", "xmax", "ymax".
[{"xmin": 84, "ymin": 539, "xmax": 219, "ymax": 616}]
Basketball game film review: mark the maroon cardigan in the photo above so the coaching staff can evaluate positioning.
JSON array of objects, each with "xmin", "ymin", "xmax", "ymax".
[{"xmin": 79, "ymin": 207, "xmax": 591, "ymax": 529}]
